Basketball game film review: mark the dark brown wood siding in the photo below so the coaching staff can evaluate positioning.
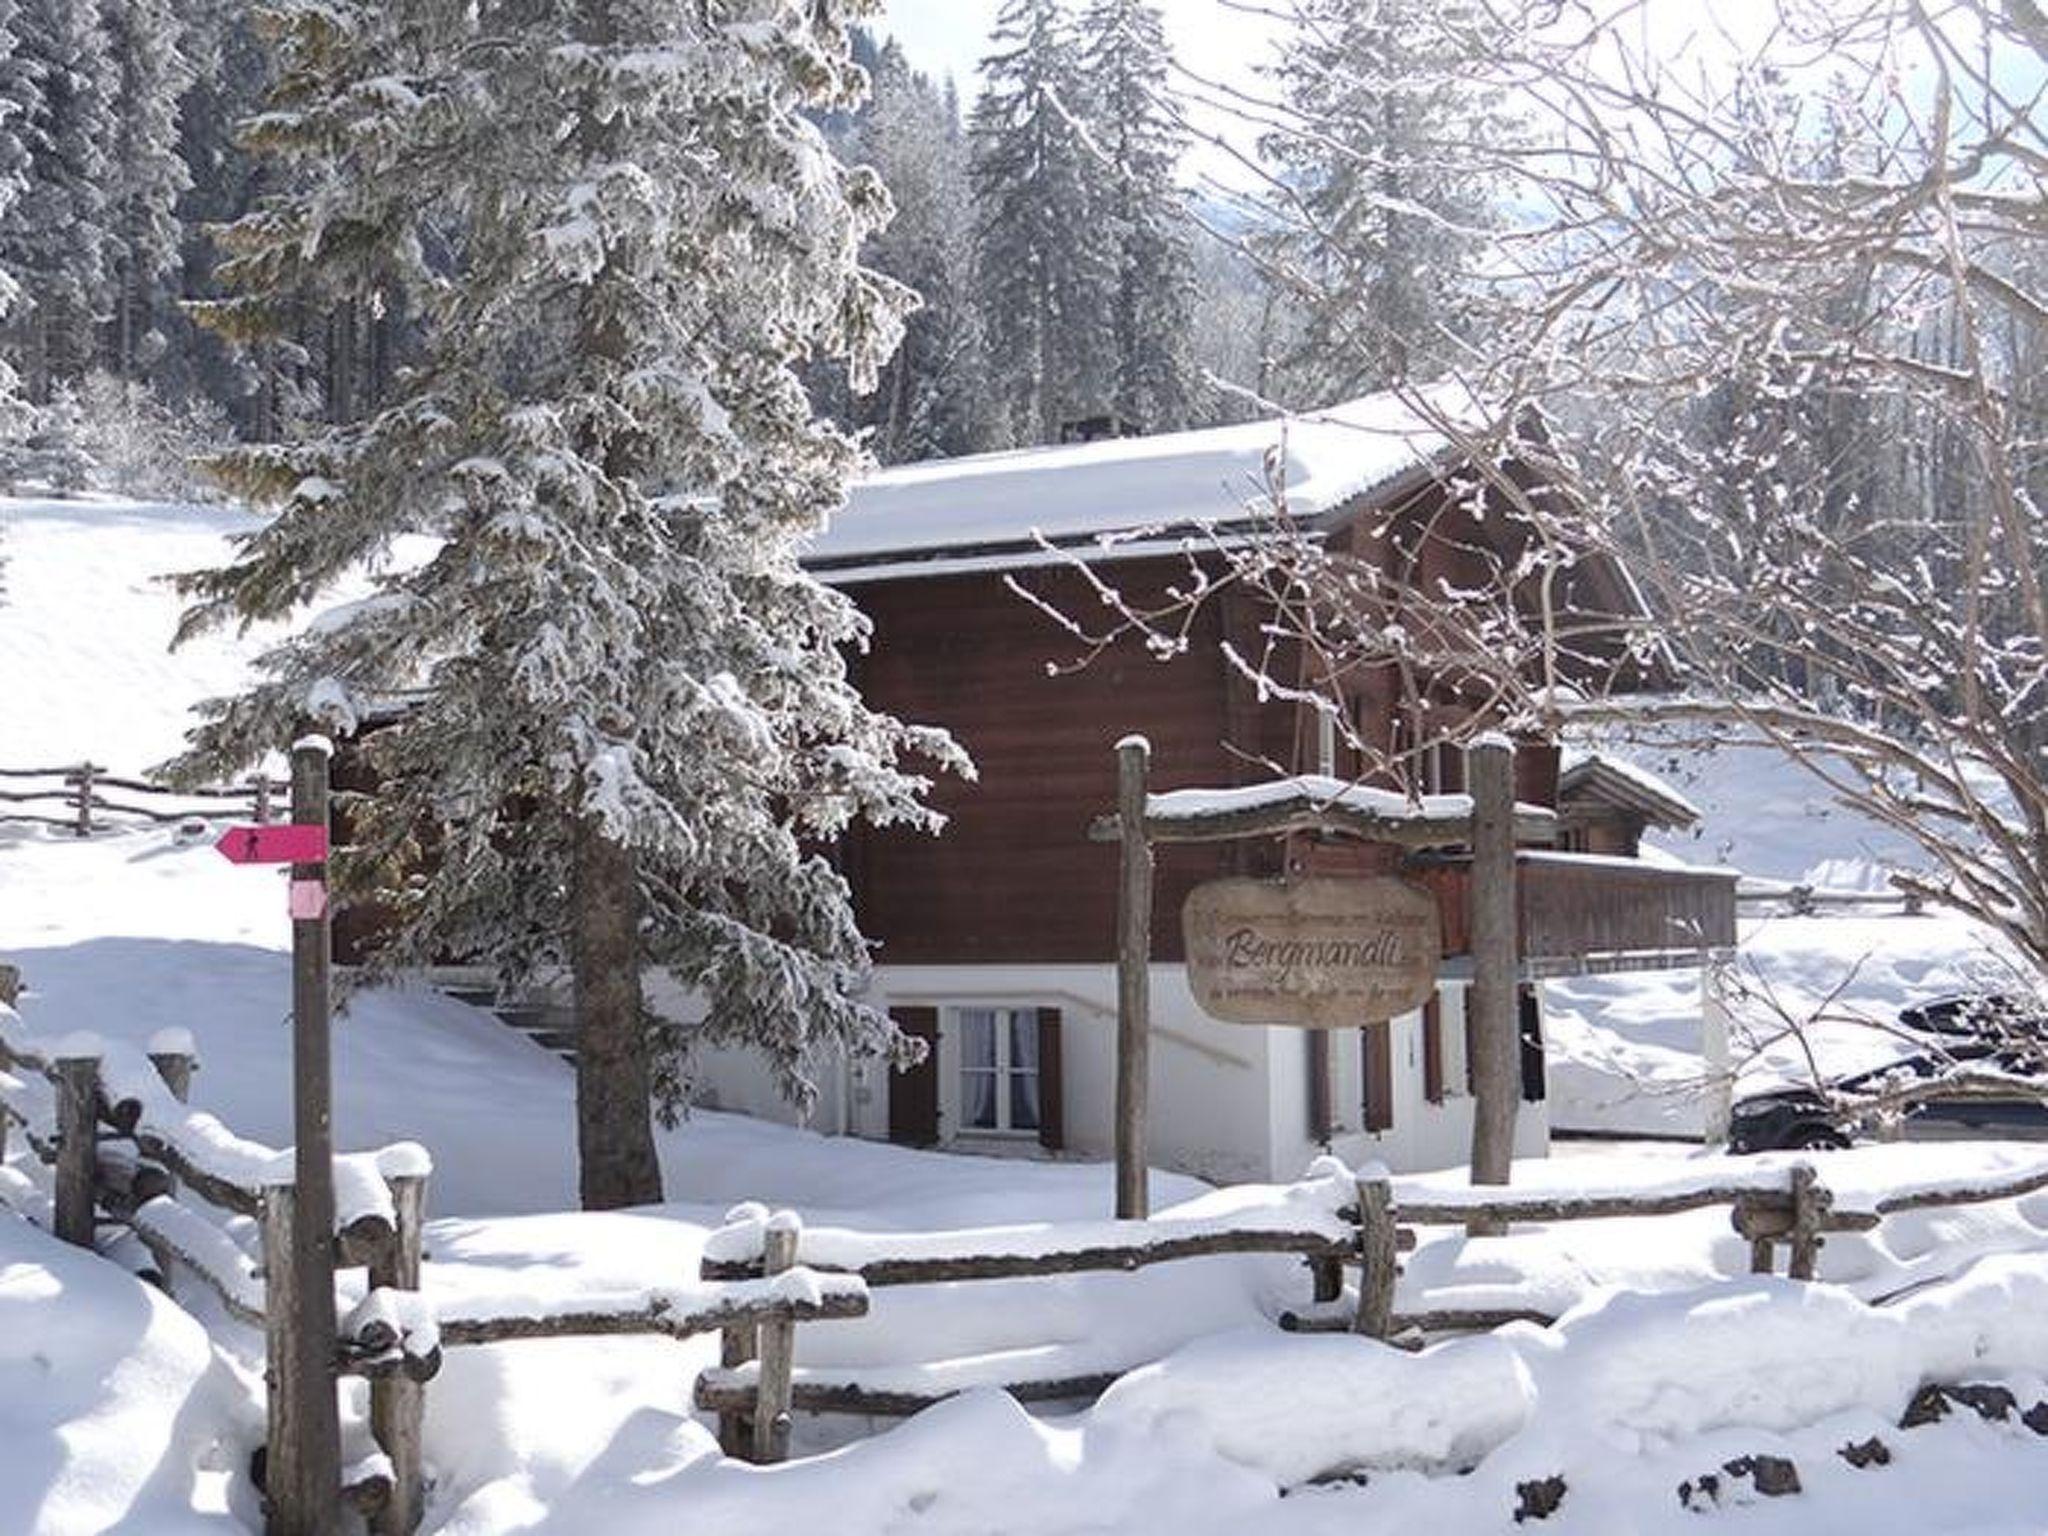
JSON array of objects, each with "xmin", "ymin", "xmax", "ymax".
[{"xmin": 839, "ymin": 561, "xmax": 1289, "ymax": 966}]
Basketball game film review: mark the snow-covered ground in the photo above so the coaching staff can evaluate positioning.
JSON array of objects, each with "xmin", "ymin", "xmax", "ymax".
[
  {"xmin": 11, "ymin": 494, "xmax": 2048, "ymax": 1532},
  {"xmin": 1543, "ymin": 730, "xmax": 2025, "ymax": 1138}
]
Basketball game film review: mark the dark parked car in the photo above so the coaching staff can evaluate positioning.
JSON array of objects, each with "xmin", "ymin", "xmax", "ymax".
[{"xmin": 1729, "ymin": 994, "xmax": 2048, "ymax": 1153}]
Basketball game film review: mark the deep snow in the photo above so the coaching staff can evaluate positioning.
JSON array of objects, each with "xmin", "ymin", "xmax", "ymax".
[{"xmin": 12, "ymin": 494, "xmax": 2048, "ymax": 1533}]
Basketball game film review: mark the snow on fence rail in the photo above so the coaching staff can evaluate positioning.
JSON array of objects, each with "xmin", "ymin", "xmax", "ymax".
[
  {"xmin": 0, "ymin": 1008, "xmax": 870, "ymax": 1529},
  {"xmin": 0, "ymin": 760, "xmax": 287, "ymax": 836},
  {"xmin": 693, "ymin": 1160, "xmax": 1409, "ymax": 1428},
  {"xmin": 695, "ymin": 1145, "xmax": 2048, "ymax": 1424}
]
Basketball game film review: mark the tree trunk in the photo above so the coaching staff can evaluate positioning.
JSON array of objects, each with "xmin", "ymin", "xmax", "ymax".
[{"xmin": 571, "ymin": 815, "xmax": 663, "ymax": 1210}]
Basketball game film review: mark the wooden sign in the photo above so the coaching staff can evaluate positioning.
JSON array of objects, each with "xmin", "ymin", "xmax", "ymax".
[
  {"xmin": 1183, "ymin": 876, "xmax": 1440, "ymax": 1028},
  {"xmin": 215, "ymin": 823, "xmax": 327, "ymax": 865}
]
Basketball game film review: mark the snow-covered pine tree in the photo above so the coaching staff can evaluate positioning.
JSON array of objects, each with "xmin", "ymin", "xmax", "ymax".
[
  {"xmin": 99, "ymin": 0, "xmax": 192, "ymax": 379},
  {"xmin": 857, "ymin": 43, "xmax": 1001, "ymax": 463},
  {"xmin": 1075, "ymin": 0, "xmax": 1198, "ymax": 433},
  {"xmin": 5, "ymin": 0, "xmax": 114, "ymax": 399},
  {"xmin": 0, "ymin": 0, "xmax": 38, "ymax": 485},
  {"xmin": 156, "ymin": 0, "xmax": 273, "ymax": 433},
  {"xmin": 1261, "ymin": 0, "xmax": 1507, "ymax": 403},
  {"xmin": 971, "ymin": 0, "xmax": 1116, "ymax": 445},
  {"xmin": 172, "ymin": 0, "xmax": 969, "ymax": 1210}
]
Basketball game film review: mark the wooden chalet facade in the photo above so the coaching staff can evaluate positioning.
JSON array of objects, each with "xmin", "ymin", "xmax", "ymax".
[{"xmin": 686, "ymin": 394, "xmax": 1737, "ymax": 1182}]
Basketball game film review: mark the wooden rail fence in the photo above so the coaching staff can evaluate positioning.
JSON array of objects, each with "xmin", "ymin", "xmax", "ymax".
[
  {"xmin": 693, "ymin": 1148, "xmax": 2048, "ymax": 1425},
  {"xmin": 0, "ymin": 762, "xmax": 288, "ymax": 836},
  {"xmin": 9, "ymin": 1022, "xmax": 2048, "ymax": 1496},
  {"xmin": 0, "ymin": 1019, "xmax": 864, "ymax": 1533}
]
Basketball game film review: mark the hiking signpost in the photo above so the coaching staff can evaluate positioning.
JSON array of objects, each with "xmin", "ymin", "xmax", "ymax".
[{"xmin": 216, "ymin": 737, "xmax": 342, "ymax": 1535}]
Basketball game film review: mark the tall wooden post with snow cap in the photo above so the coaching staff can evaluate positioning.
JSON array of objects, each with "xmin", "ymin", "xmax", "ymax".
[
  {"xmin": 1115, "ymin": 736, "xmax": 1154, "ymax": 1220},
  {"xmin": 1466, "ymin": 735, "xmax": 1519, "ymax": 1223},
  {"xmin": 284, "ymin": 735, "xmax": 341, "ymax": 1535}
]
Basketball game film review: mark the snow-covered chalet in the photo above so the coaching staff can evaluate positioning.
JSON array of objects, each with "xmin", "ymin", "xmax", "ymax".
[{"xmin": 688, "ymin": 392, "xmax": 1738, "ymax": 1183}]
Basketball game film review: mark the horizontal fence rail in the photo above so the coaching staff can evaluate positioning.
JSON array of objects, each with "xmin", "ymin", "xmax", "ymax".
[
  {"xmin": 0, "ymin": 761, "xmax": 287, "ymax": 837},
  {"xmin": 0, "ymin": 1008, "xmax": 871, "ymax": 1526},
  {"xmin": 10, "ymin": 999, "xmax": 2048, "ymax": 1501}
]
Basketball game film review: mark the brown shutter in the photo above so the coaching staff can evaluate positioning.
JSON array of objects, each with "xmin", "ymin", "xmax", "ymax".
[
  {"xmin": 887, "ymin": 1006, "xmax": 940, "ymax": 1147},
  {"xmin": 1308, "ymin": 1031, "xmax": 1333, "ymax": 1142},
  {"xmin": 1422, "ymin": 991, "xmax": 1445, "ymax": 1105},
  {"xmin": 1362, "ymin": 1024, "xmax": 1395, "ymax": 1133},
  {"xmin": 1036, "ymin": 1007, "xmax": 1064, "ymax": 1152},
  {"xmin": 1519, "ymin": 985, "xmax": 1547, "ymax": 1102}
]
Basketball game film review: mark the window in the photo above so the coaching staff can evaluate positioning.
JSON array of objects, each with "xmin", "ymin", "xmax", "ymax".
[{"xmin": 958, "ymin": 1007, "xmax": 1041, "ymax": 1134}]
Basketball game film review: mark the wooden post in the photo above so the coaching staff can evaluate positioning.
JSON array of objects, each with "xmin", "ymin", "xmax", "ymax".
[
  {"xmin": 1701, "ymin": 954, "xmax": 1733, "ymax": 1146},
  {"xmin": 261, "ymin": 1182, "xmax": 304, "ymax": 1536},
  {"xmin": 1465, "ymin": 736, "xmax": 1519, "ymax": 1230},
  {"xmin": 1787, "ymin": 1163, "xmax": 1825, "ymax": 1281},
  {"xmin": 369, "ymin": 1173, "xmax": 426, "ymax": 1536},
  {"xmin": 71, "ymin": 762, "xmax": 98, "ymax": 838},
  {"xmin": 148, "ymin": 1049, "xmax": 195, "ymax": 1105},
  {"xmin": 1731, "ymin": 1194, "xmax": 1776, "ymax": 1274},
  {"xmin": 753, "ymin": 1216, "xmax": 800, "ymax": 1466},
  {"xmin": 284, "ymin": 739, "xmax": 341, "ymax": 1534},
  {"xmin": 53, "ymin": 1052, "xmax": 100, "ymax": 1248},
  {"xmin": 1353, "ymin": 1174, "xmax": 1397, "ymax": 1340},
  {"xmin": 1114, "ymin": 736, "xmax": 1154, "ymax": 1221},
  {"xmin": 251, "ymin": 772, "xmax": 274, "ymax": 825},
  {"xmin": 718, "ymin": 1319, "xmax": 758, "ymax": 1457}
]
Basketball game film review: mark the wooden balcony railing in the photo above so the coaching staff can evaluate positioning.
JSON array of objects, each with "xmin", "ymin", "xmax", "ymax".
[{"xmin": 1412, "ymin": 851, "xmax": 1737, "ymax": 975}]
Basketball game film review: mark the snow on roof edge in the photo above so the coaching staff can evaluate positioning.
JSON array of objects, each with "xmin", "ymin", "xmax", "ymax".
[{"xmin": 807, "ymin": 384, "xmax": 1488, "ymax": 576}]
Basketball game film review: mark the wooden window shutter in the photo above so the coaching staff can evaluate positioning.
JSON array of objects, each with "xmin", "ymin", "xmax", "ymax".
[
  {"xmin": 1422, "ymin": 991, "xmax": 1445, "ymax": 1105},
  {"xmin": 1308, "ymin": 1031, "xmax": 1333, "ymax": 1142},
  {"xmin": 1036, "ymin": 1007, "xmax": 1064, "ymax": 1152},
  {"xmin": 1464, "ymin": 993, "xmax": 1478, "ymax": 1096},
  {"xmin": 887, "ymin": 1006, "xmax": 940, "ymax": 1147},
  {"xmin": 1519, "ymin": 985, "xmax": 1547, "ymax": 1102},
  {"xmin": 1362, "ymin": 1025, "xmax": 1395, "ymax": 1133}
]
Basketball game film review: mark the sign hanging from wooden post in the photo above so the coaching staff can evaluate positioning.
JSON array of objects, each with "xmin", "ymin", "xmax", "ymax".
[
  {"xmin": 1183, "ymin": 876, "xmax": 1440, "ymax": 1027},
  {"xmin": 215, "ymin": 822, "xmax": 328, "ymax": 866}
]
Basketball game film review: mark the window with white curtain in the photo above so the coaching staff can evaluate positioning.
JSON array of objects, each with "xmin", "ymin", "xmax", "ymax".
[{"xmin": 957, "ymin": 1006, "xmax": 1040, "ymax": 1134}]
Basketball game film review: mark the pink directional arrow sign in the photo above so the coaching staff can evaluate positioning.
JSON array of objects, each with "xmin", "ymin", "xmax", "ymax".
[{"xmin": 214, "ymin": 823, "xmax": 328, "ymax": 865}]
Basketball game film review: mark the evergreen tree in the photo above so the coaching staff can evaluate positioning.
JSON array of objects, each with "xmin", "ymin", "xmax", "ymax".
[
  {"xmin": 1261, "ymin": 0, "xmax": 1507, "ymax": 403},
  {"xmin": 971, "ymin": 0, "xmax": 1114, "ymax": 445},
  {"xmin": 0, "ymin": 1, "xmax": 38, "ymax": 457},
  {"xmin": 6, "ymin": 0, "xmax": 114, "ymax": 399},
  {"xmin": 171, "ymin": 0, "xmax": 968, "ymax": 1209},
  {"xmin": 853, "ymin": 44, "xmax": 1001, "ymax": 462},
  {"xmin": 158, "ymin": 0, "xmax": 272, "ymax": 429},
  {"xmin": 99, "ymin": 0, "xmax": 191, "ymax": 379},
  {"xmin": 1075, "ymin": 0, "xmax": 1198, "ymax": 432}
]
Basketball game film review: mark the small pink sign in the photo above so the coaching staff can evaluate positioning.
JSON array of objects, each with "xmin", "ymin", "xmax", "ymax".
[
  {"xmin": 288, "ymin": 879, "xmax": 328, "ymax": 921},
  {"xmin": 216, "ymin": 823, "xmax": 329, "ymax": 866}
]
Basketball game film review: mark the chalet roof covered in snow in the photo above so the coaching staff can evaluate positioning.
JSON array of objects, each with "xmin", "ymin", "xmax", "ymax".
[
  {"xmin": 808, "ymin": 386, "xmax": 1483, "ymax": 581},
  {"xmin": 1558, "ymin": 750, "xmax": 1702, "ymax": 830}
]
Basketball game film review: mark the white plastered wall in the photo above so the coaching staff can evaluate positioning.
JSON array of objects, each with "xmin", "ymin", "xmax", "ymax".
[{"xmin": 681, "ymin": 965, "xmax": 1549, "ymax": 1183}]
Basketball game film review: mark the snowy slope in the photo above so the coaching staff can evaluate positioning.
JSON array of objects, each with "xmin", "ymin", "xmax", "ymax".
[{"xmin": 0, "ymin": 496, "xmax": 271, "ymax": 776}]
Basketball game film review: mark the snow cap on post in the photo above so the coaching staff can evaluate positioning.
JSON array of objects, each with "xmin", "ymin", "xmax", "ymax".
[
  {"xmin": 290, "ymin": 733, "xmax": 336, "ymax": 759},
  {"xmin": 1116, "ymin": 733, "xmax": 1151, "ymax": 756},
  {"xmin": 146, "ymin": 1026, "xmax": 199, "ymax": 1061}
]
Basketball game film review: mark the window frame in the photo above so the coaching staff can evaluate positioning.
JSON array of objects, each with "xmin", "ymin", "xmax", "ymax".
[{"xmin": 953, "ymin": 1004, "xmax": 1044, "ymax": 1139}]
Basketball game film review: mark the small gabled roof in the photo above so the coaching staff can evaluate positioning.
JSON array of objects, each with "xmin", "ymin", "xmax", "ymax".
[
  {"xmin": 806, "ymin": 385, "xmax": 1483, "ymax": 582},
  {"xmin": 1557, "ymin": 751, "xmax": 1701, "ymax": 830}
]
